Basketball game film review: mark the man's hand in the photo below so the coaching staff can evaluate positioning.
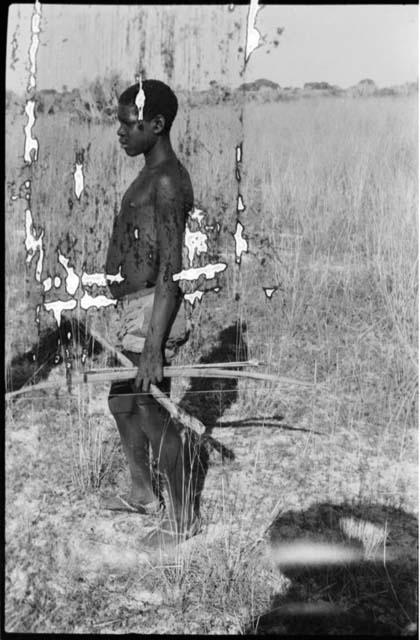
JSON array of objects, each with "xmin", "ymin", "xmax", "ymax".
[{"xmin": 134, "ymin": 345, "xmax": 164, "ymax": 392}]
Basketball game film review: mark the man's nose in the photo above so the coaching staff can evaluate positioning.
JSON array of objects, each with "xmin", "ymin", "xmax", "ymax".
[{"xmin": 117, "ymin": 125, "xmax": 124, "ymax": 137}]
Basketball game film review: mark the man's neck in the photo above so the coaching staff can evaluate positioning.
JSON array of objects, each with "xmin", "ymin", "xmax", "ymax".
[{"xmin": 144, "ymin": 136, "xmax": 175, "ymax": 169}]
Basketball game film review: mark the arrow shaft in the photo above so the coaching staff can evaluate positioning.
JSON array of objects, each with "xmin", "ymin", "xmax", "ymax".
[{"xmin": 6, "ymin": 366, "xmax": 316, "ymax": 399}]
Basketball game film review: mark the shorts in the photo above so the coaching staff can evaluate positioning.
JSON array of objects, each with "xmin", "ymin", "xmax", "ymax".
[{"xmin": 117, "ymin": 287, "xmax": 190, "ymax": 362}]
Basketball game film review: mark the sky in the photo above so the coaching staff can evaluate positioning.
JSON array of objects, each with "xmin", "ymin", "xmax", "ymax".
[
  {"xmin": 249, "ymin": 5, "xmax": 418, "ymax": 88},
  {"xmin": 6, "ymin": 4, "xmax": 418, "ymax": 94}
]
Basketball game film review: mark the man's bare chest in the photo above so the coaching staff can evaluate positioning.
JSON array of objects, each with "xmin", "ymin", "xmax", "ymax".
[{"xmin": 118, "ymin": 179, "xmax": 157, "ymax": 237}]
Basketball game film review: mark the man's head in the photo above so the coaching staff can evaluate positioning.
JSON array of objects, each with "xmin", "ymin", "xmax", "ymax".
[{"xmin": 117, "ymin": 79, "xmax": 178, "ymax": 156}]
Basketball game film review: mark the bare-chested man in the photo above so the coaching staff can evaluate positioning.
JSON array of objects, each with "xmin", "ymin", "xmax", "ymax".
[{"xmin": 103, "ymin": 79, "xmax": 205, "ymax": 547}]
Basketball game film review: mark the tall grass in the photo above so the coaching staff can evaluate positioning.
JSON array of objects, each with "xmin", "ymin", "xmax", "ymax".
[
  {"xmin": 226, "ymin": 98, "xmax": 418, "ymax": 432},
  {"xmin": 70, "ymin": 385, "xmax": 120, "ymax": 492},
  {"xmin": 5, "ymin": 95, "xmax": 418, "ymax": 633}
]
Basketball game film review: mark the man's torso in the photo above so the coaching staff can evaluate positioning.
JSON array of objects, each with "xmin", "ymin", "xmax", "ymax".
[{"xmin": 106, "ymin": 158, "xmax": 193, "ymax": 299}]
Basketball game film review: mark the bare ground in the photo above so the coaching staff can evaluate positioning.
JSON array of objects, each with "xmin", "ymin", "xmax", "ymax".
[{"xmin": 5, "ymin": 312, "xmax": 418, "ymax": 634}]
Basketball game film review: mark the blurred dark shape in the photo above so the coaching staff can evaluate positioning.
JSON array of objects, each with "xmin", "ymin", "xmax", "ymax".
[
  {"xmin": 248, "ymin": 502, "xmax": 418, "ymax": 635},
  {"xmin": 6, "ymin": 316, "xmax": 105, "ymax": 393}
]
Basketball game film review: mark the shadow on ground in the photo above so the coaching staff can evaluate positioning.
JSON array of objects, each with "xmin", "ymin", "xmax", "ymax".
[
  {"xmin": 217, "ymin": 416, "xmax": 323, "ymax": 436},
  {"xmin": 176, "ymin": 320, "xmax": 252, "ymax": 466},
  {"xmin": 172, "ymin": 321, "xmax": 250, "ymax": 515},
  {"xmin": 247, "ymin": 502, "xmax": 418, "ymax": 636},
  {"xmin": 178, "ymin": 320, "xmax": 249, "ymax": 432},
  {"xmin": 5, "ymin": 316, "xmax": 106, "ymax": 393},
  {"xmin": 177, "ymin": 321, "xmax": 317, "ymax": 464}
]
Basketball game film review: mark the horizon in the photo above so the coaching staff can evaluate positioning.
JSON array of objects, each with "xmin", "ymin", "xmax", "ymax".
[
  {"xmin": 6, "ymin": 5, "xmax": 418, "ymax": 95},
  {"xmin": 6, "ymin": 75, "xmax": 418, "ymax": 100}
]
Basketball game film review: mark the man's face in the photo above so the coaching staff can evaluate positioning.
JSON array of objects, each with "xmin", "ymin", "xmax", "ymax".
[{"xmin": 117, "ymin": 104, "xmax": 155, "ymax": 156}]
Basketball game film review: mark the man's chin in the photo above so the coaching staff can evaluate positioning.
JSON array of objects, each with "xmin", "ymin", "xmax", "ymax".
[{"xmin": 124, "ymin": 147, "xmax": 142, "ymax": 157}]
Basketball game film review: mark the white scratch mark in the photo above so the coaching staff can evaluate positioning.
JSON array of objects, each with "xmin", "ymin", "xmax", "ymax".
[
  {"xmin": 184, "ymin": 227, "xmax": 209, "ymax": 266},
  {"xmin": 173, "ymin": 263, "xmax": 227, "ymax": 282},
  {"xmin": 236, "ymin": 144, "xmax": 242, "ymax": 163},
  {"xmin": 245, "ymin": 0, "xmax": 263, "ymax": 64},
  {"xmin": 214, "ymin": 287, "xmax": 221, "ymax": 293},
  {"xmin": 106, "ymin": 267, "xmax": 125, "ymax": 284},
  {"xmin": 134, "ymin": 228, "xmax": 139, "ymax": 239},
  {"xmin": 233, "ymin": 221, "xmax": 248, "ymax": 264},
  {"xmin": 42, "ymin": 277, "xmax": 52, "ymax": 292},
  {"xmin": 73, "ymin": 163, "xmax": 84, "ymax": 200},
  {"xmin": 54, "ymin": 276, "xmax": 61, "ymax": 288},
  {"xmin": 44, "ymin": 298, "xmax": 77, "ymax": 327},
  {"xmin": 80, "ymin": 267, "xmax": 125, "ymax": 287},
  {"xmin": 188, "ymin": 207, "xmax": 206, "ymax": 224},
  {"xmin": 24, "ymin": 100, "xmax": 39, "ymax": 164},
  {"xmin": 237, "ymin": 194, "xmax": 246, "ymax": 212},
  {"xmin": 25, "ymin": 180, "xmax": 31, "ymax": 188},
  {"xmin": 35, "ymin": 304, "xmax": 41, "ymax": 324},
  {"xmin": 216, "ymin": 223, "xmax": 221, "ymax": 233},
  {"xmin": 263, "ymin": 287, "xmax": 278, "ymax": 299},
  {"xmin": 81, "ymin": 272, "xmax": 107, "ymax": 288},
  {"xmin": 27, "ymin": 1, "xmax": 42, "ymax": 93},
  {"xmin": 25, "ymin": 207, "xmax": 44, "ymax": 281},
  {"xmin": 269, "ymin": 541, "xmax": 364, "ymax": 567},
  {"xmin": 67, "ymin": 331, "xmax": 72, "ymax": 340},
  {"xmin": 134, "ymin": 74, "xmax": 145, "ymax": 121},
  {"xmin": 58, "ymin": 251, "xmax": 80, "ymax": 296},
  {"xmin": 9, "ymin": 182, "xmax": 19, "ymax": 202},
  {"xmin": 80, "ymin": 292, "xmax": 118, "ymax": 311},
  {"xmin": 183, "ymin": 290, "xmax": 205, "ymax": 306}
]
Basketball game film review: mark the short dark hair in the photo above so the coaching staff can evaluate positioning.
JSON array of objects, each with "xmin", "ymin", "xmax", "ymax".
[{"xmin": 119, "ymin": 79, "xmax": 178, "ymax": 133}]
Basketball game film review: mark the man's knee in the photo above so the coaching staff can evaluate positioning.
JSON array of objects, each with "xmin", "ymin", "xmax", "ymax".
[
  {"xmin": 108, "ymin": 395, "xmax": 133, "ymax": 416},
  {"xmin": 108, "ymin": 383, "xmax": 135, "ymax": 415},
  {"xmin": 108, "ymin": 394, "xmax": 124, "ymax": 416},
  {"xmin": 144, "ymin": 415, "xmax": 182, "ymax": 456}
]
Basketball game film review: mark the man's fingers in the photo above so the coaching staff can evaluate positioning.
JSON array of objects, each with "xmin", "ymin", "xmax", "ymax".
[
  {"xmin": 134, "ymin": 375, "xmax": 153, "ymax": 392},
  {"xmin": 135, "ymin": 362, "xmax": 162, "ymax": 392}
]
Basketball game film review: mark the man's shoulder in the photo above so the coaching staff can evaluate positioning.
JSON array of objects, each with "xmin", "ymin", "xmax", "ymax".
[
  {"xmin": 154, "ymin": 159, "xmax": 191, "ymax": 193},
  {"xmin": 158, "ymin": 157, "xmax": 189, "ymax": 177}
]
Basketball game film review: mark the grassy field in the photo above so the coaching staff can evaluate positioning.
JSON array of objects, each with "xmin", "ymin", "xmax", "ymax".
[{"xmin": 5, "ymin": 95, "xmax": 418, "ymax": 634}]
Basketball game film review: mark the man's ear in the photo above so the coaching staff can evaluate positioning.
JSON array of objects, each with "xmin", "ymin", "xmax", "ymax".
[{"xmin": 152, "ymin": 114, "xmax": 166, "ymax": 134}]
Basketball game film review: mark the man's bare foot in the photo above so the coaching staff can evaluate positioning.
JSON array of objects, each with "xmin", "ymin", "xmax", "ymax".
[{"xmin": 101, "ymin": 493, "xmax": 161, "ymax": 515}]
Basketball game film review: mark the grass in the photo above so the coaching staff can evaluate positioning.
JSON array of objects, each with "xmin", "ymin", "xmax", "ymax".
[
  {"xmin": 70, "ymin": 385, "xmax": 120, "ymax": 491},
  {"xmin": 5, "ymin": 94, "xmax": 418, "ymax": 633}
]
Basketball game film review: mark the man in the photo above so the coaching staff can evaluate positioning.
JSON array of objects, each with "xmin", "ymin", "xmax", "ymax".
[{"xmin": 103, "ymin": 79, "xmax": 205, "ymax": 546}]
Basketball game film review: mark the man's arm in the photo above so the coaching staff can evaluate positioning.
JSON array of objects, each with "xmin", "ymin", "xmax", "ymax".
[{"xmin": 134, "ymin": 173, "xmax": 184, "ymax": 392}]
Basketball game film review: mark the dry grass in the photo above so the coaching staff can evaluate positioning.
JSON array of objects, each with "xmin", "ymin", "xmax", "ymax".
[
  {"xmin": 70, "ymin": 386, "xmax": 120, "ymax": 491},
  {"xmin": 5, "ymin": 95, "xmax": 418, "ymax": 633}
]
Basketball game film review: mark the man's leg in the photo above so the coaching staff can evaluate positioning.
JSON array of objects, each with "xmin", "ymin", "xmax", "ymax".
[
  {"xmin": 108, "ymin": 379, "xmax": 157, "ymax": 507},
  {"xmin": 108, "ymin": 378, "xmax": 196, "ymax": 529},
  {"xmin": 136, "ymin": 381, "xmax": 196, "ymax": 532},
  {"xmin": 108, "ymin": 350, "xmax": 205, "ymax": 533}
]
